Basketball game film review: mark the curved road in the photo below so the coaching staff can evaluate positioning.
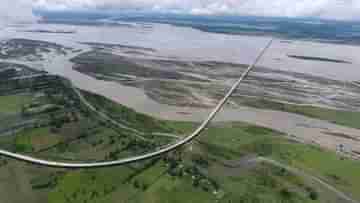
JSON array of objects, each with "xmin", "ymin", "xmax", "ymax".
[{"xmin": 0, "ymin": 39, "xmax": 273, "ymax": 168}]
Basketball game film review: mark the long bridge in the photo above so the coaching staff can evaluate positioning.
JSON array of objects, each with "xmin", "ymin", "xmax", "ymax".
[{"xmin": 0, "ymin": 40, "xmax": 273, "ymax": 168}]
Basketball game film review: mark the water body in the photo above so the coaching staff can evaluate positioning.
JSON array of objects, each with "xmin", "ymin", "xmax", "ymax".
[
  {"xmin": 1, "ymin": 22, "xmax": 360, "ymax": 153},
  {"xmin": 2, "ymin": 22, "xmax": 360, "ymax": 81}
]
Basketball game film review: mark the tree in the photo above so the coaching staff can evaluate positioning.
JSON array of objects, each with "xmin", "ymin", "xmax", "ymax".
[
  {"xmin": 133, "ymin": 180, "xmax": 140, "ymax": 189},
  {"xmin": 279, "ymin": 188, "xmax": 293, "ymax": 200},
  {"xmin": 142, "ymin": 183, "xmax": 148, "ymax": 191},
  {"xmin": 306, "ymin": 187, "xmax": 319, "ymax": 200}
]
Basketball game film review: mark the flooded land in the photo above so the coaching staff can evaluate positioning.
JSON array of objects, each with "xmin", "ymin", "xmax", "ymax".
[{"xmin": 1, "ymin": 23, "xmax": 360, "ymax": 156}]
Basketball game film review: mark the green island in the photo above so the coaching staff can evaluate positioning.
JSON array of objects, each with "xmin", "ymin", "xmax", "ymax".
[{"xmin": 287, "ymin": 55, "xmax": 351, "ymax": 64}]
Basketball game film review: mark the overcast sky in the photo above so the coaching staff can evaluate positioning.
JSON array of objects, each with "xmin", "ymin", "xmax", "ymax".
[
  {"xmin": 0, "ymin": 0, "xmax": 36, "ymax": 25},
  {"xmin": 2, "ymin": 0, "xmax": 360, "ymax": 24}
]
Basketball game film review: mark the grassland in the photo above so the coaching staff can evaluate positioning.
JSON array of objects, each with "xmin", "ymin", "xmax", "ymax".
[
  {"xmin": 0, "ymin": 94, "xmax": 32, "ymax": 115},
  {"xmin": 195, "ymin": 122, "xmax": 360, "ymax": 201},
  {"xmin": 234, "ymin": 96, "xmax": 360, "ymax": 129},
  {"xmin": 14, "ymin": 127, "xmax": 60, "ymax": 153},
  {"xmin": 38, "ymin": 120, "xmax": 360, "ymax": 203},
  {"xmin": 81, "ymin": 91, "xmax": 175, "ymax": 134}
]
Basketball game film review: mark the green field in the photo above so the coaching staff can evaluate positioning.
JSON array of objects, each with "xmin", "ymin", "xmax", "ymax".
[
  {"xmin": 196, "ymin": 122, "xmax": 360, "ymax": 201},
  {"xmin": 3, "ymin": 119, "xmax": 360, "ymax": 203},
  {"xmin": 40, "ymin": 121, "xmax": 360, "ymax": 203},
  {"xmin": 0, "ymin": 76, "xmax": 359, "ymax": 203},
  {"xmin": 0, "ymin": 94, "xmax": 32, "ymax": 115}
]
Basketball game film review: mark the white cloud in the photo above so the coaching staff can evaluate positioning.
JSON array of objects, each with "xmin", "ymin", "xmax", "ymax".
[
  {"xmin": 0, "ymin": 0, "xmax": 38, "ymax": 24},
  {"xmin": 32, "ymin": 0, "xmax": 360, "ymax": 20},
  {"xmin": 1, "ymin": 0, "xmax": 360, "ymax": 23},
  {"xmin": 0, "ymin": 0, "xmax": 40, "ymax": 29}
]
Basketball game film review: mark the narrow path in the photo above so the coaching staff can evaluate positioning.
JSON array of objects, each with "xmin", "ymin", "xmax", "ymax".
[
  {"xmin": 256, "ymin": 157, "xmax": 358, "ymax": 203},
  {"xmin": 71, "ymin": 86, "xmax": 150, "ymax": 141},
  {"xmin": 73, "ymin": 87, "xmax": 181, "ymax": 141},
  {"xmin": 151, "ymin": 132, "xmax": 182, "ymax": 139}
]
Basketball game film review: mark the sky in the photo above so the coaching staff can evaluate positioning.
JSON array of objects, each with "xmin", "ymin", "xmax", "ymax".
[
  {"xmin": 1, "ymin": 0, "xmax": 360, "ymax": 25},
  {"xmin": 0, "ymin": 0, "xmax": 37, "ymax": 25}
]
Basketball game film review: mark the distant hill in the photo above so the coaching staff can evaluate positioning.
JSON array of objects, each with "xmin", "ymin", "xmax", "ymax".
[{"xmin": 38, "ymin": 11, "xmax": 360, "ymax": 45}]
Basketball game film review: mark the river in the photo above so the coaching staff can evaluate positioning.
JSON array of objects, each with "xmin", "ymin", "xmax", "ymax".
[{"xmin": 1, "ymin": 22, "xmax": 360, "ymax": 154}]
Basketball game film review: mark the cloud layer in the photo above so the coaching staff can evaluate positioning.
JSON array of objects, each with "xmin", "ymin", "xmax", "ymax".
[
  {"xmin": 2, "ymin": 0, "xmax": 360, "ymax": 23},
  {"xmin": 0, "ymin": 0, "xmax": 37, "ymax": 25},
  {"xmin": 33, "ymin": 0, "xmax": 360, "ymax": 20}
]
